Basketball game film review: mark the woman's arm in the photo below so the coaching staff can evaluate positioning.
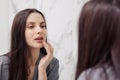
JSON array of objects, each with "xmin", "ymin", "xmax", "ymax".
[
  {"xmin": 0, "ymin": 55, "xmax": 9, "ymax": 80},
  {"xmin": 38, "ymin": 41, "xmax": 54, "ymax": 80},
  {"xmin": 38, "ymin": 68, "xmax": 47, "ymax": 80},
  {"xmin": 38, "ymin": 58, "xmax": 59, "ymax": 80},
  {"xmin": 46, "ymin": 57, "xmax": 59, "ymax": 80},
  {"xmin": 0, "ymin": 60, "xmax": 2, "ymax": 79}
]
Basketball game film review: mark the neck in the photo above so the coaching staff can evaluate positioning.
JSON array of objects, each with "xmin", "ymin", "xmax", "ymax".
[{"xmin": 29, "ymin": 48, "xmax": 40, "ymax": 66}]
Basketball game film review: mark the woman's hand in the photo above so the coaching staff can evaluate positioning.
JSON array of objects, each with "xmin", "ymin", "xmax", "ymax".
[
  {"xmin": 38, "ymin": 41, "xmax": 53, "ymax": 80},
  {"xmin": 38, "ymin": 41, "xmax": 54, "ymax": 71}
]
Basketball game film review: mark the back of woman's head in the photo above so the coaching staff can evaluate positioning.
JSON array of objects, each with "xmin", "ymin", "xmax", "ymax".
[
  {"xmin": 91, "ymin": 0, "xmax": 120, "ymax": 7},
  {"xmin": 76, "ymin": 1, "xmax": 120, "ymax": 79},
  {"xmin": 90, "ymin": 0, "xmax": 113, "ymax": 3}
]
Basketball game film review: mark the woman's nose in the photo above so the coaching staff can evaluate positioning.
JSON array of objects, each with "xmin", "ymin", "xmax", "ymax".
[{"xmin": 36, "ymin": 26, "xmax": 42, "ymax": 34}]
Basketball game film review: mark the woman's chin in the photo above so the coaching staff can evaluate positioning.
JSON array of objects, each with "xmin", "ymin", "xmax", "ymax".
[
  {"xmin": 28, "ymin": 42, "xmax": 44, "ymax": 49},
  {"xmin": 35, "ymin": 45, "xmax": 43, "ymax": 49}
]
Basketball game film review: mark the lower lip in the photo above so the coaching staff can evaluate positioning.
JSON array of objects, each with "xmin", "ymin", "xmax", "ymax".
[{"xmin": 35, "ymin": 40, "xmax": 43, "ymax": 43}]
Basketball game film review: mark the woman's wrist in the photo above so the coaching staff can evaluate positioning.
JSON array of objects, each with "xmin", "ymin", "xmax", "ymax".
[
  {"xmin": 38, "ymin": 67, "xmax": 46, "ymax": 73},
  {"xmin": 38, "ymin": 67, "xmax": 47, "ymax": 80}
]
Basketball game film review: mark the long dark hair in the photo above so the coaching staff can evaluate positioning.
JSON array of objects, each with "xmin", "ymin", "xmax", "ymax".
[
  {"xmin": 9, "ymin": 8, "xmax": 47, "ymax": 80},
  {"xmin": 75, "ymin": 1, "xmax": 120, "ymax": 80}
]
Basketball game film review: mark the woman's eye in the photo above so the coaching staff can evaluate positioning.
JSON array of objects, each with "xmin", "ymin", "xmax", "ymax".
[
  {"xmin": 27, "ymin": 25, "xmax": 34, "ymax": 28},
  {"xmin": 40, "ymin": 22, "xmax": 46, "ymax": 29},
  {"xmin": 40, "ymin": 25, "xmax": 46, "ymax": 28}
]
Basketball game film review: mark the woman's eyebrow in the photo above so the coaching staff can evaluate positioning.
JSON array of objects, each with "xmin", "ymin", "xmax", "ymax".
[
  {"xmin": 40, "ymin": 21, "xmax": 45, "ymax": 23},
  {"xmin": 26, "ymin": 22, "xmax": 35, "ymax": 26},
  {"xmin": 26, "ymin": 21, "xmax": 45, "ymax": 26},
  {"xmin": 26, "ymin": 22, "xmax": 35, "ymax": 25},
  {"xmin": 40, "ymin": 22, "xmax": 46, "ymax": 25}
]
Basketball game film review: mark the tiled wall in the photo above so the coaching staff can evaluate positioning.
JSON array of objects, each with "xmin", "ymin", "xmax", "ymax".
[{"xmin": 0, "ymin": 0, "xmax": 89, "ymax": 80}]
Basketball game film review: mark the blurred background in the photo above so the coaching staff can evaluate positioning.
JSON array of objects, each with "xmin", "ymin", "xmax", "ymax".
[{"xmin": 0, "ymin": 0, "xmax": 88, "ymax": 80}]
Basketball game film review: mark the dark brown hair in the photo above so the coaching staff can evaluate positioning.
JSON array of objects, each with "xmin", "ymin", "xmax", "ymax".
[
  {"xmin": 9, "ymin": 8, "xmax": 46, "ymax": 80},
  {"xmin": 90, "ymin": 0, "xmax": 113, "ymax": 3},
  {"xmin": 75, "ymin": 1, "xmax": 120, "ymax": 80}
]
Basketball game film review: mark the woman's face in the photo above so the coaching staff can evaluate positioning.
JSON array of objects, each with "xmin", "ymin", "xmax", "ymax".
[{"xmin": 25, "ymin": 12, "xmax": 47, "ymax": 49}]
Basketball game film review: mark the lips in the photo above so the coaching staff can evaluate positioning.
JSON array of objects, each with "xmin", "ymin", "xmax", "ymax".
[
  {"xmin": 35, "ymin": 37, "xmax": 43, "ymax": 40},
  {"xmin": 35, "ymin": 37, "xmax": 43, "ymax": 43}
]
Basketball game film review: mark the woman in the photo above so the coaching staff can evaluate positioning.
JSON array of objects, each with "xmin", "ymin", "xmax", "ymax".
[
  {"xmin": 76, "ymin": 1, "xmax": 120, "ymax": 80},
  {"xmin": 0, "ymin": 8, "xmax": 59, "ymax": 80}
]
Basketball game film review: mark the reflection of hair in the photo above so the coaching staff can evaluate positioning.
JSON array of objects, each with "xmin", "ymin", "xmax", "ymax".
[
  {"xmin": 9, "ymin": 8, "xmax": 46, "ymax": 80},
  {"xmin": 90, "ymin": 0, "xmax": 120, "ymax": 7},
  {"xmin": 90, "ymin": 0, "xmax": 113, "ymax": 3},
  {"xmin": 75, "ymin": 1, "xmax": 120, "ymax": 80}
]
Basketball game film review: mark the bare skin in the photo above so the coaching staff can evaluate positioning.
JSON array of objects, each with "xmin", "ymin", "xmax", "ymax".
[
  {"xmin": 25, "ymin": 12, "xmax": 53, "ymax": 80},
  {"xmin": 38, "ymin": 41, "xmax": 53, "ymax": 80},
  {"xmin": 28, "ymin": 41, "xmax": 53, "ymax": 80}
]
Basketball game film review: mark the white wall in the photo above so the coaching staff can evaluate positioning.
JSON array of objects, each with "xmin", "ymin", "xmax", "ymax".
[{"xmin": 0, "ymin": 0, "xmax": 9, "ymax": 55}]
